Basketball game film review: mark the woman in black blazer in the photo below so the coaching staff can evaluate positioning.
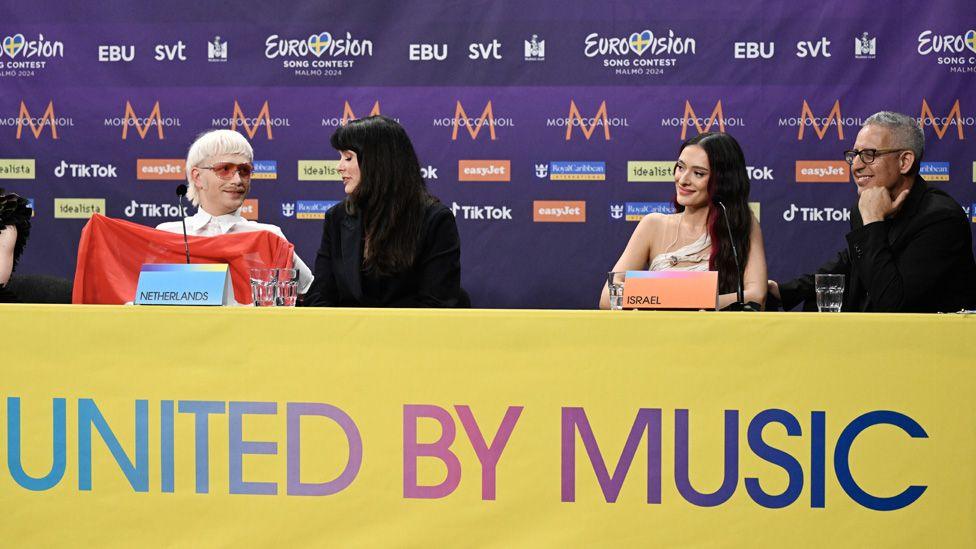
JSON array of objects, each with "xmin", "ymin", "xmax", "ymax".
[{"xmin": 303, "ymin": 116, "xmax": 468, "ymax": 307}]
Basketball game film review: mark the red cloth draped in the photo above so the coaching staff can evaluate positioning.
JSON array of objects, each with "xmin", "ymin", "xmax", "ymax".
[{"xmin": 72, "ymin": 214, "xmax": 295, "ymax": 304}]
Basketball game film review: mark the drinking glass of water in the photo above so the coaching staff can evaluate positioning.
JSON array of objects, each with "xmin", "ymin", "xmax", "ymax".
[
  {"xmin": 249, "ymin": 268, "xmax": 277, "ymax": 307},
  {"xmin": 815, "ymin": 274, "xmax": 844, "ymax": 312},
  {"xmin": 274, "ymin": 268, "xmax": 299, "ymax": 307},
  {"xmin": 607, "ymin": 271, "xmax": 626, "ymax": 310}
]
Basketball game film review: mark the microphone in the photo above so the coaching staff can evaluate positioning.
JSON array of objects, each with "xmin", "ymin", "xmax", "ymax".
[
  {"xmin": 176, "ymin": 184, "xmax": 191, "ymax": 264},
  {"xmin": 715, "ymin": 200, "xmax": 759, "ymax": 311}
]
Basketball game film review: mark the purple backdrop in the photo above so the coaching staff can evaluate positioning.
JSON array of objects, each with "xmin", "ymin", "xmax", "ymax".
[{"xmin": 3, "ymin": 1, "xmax": 974, "ymax": 308}]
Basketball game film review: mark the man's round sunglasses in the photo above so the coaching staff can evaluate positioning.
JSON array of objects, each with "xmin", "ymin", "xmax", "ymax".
[
  {"xmin": 843, "ymin": 148, "xmax": 909, "ymax": 166},
  {"xmin": 198, "ymin": 162, "xmax": 254, "ymax": 180}
]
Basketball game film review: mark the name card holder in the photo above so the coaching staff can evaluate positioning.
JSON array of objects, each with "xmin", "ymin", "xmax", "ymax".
[
  {"xmin": 622, "ymin": 270, "xmax": 718, "ymax": 310},
  {"xmin": 134, "ymin": 264, "xmax": 232, "ymax": 306}
]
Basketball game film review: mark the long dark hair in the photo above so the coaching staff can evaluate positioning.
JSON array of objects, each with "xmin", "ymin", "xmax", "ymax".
[
  {"xmin": 674, "ymin": 132, "xmax": 753, "ymax": 294},
  {"xmin": 330, "ymin": 115, "xmax": 436, "ymax": 276}
]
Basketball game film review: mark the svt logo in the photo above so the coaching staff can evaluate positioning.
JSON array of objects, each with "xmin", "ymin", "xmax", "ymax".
[
  {"xmin": 468, "ymin": 40, "xmax": 502, "ymax": 60},
  {"xmin": 796, "ymin": 37, "xmax": 831, "ymax": 58}
]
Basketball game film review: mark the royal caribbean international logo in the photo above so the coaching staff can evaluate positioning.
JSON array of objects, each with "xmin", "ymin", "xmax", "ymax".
[
  {"xmin": 919, "ymin": 162, "xmax": 950, "ymax": 181},
  {"xmin": 296, "ymin": 200, "xmax": 340, "ymax": 220},
  {"xmin": 0, "ymin": 33, "xmax": 63, "ymax": 77},
  {"xmin": 623, "ymin": 202, "xmax": 675, "ymax": 221},
  {"xmin": 252, "ymin": 161, "xmax": 277, "ymax": 180},
  {"xmin": 281, "ymin": 202, "xmax": 295, "ymax": 218},
  {"xmin": 584, "ymin": 28, "xmax": 696, "ymax": 77},
  {"xmin": 917, "ymin": 29, "xmax": 976, "ymax": 73},
  {"xmin": 534, "ymin": 163, "xmax": 549, "ymax": 178},
  {"xmin": 264, "ymin": 32, "xmax": 373, "ymax": 78},
  {"xmin": 970, "ymin": 203, "xmax": 976, "ymax": 223},
  {"xmin": 545, "ymin": 161, "xmax": 606, "ymax": 181}
]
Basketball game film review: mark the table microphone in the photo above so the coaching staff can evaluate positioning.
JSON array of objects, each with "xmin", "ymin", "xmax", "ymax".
[
  {"xmin": 175, "ymin": 184, "xmax": 191, "ymax": 264},
  {"xmin": 716, "ymin": 200, "xmax": 760, "ymax": 311}
]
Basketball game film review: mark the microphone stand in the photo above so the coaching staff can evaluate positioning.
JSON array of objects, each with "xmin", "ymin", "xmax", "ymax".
[
  {"xmin": 176, "ymin": 184, "xmax": 191, "ymax": 264},
  {"xmin": 716, "ymin": 201, "xmax": 759, "ymax": 311}
]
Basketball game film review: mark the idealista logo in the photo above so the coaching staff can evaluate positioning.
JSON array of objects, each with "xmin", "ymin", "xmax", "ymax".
[
  {"xmin": 106, "ymin": 101, "xmax": 181, "ymax": 140},
  {"xmin": 533, "ymin": 200, "xmax": 586, "ymax": 222},
  {"xmin": 450, "ymin": 201, "xmax": 513, "ymax": 221},
  {"xmin": 434, "ymin": 100, "xmax": 514, "ymax": 141},
  {"xmin": 123, "ymin": 201, "xmax": 188, "ymax": 219},
  {"xmin": 297, "ymin": 160, "xmax": 341, "ymax": 181},
  {"xmin": 854, "ymin": 32, "xmax": 876, "ymax": 59},
  {"xmin": 662, "ymin": 100, "xmax": 745, "ymax": 140},
  {"xmin": 547, "ymin": 100, "xmax": 628, "ymax": 141},
  {"xmin": 293, "ymin": 200, "xmax": 340, "ymax": 220},
  {"xmin": 458, "ymin": 160, "xmax": 510, "ymax": 182},
  {"xmin": 54, "ymin": 161, "xmax": 117, "ymax": 179},
  {"xmin": 252, "ymin": 161, "xmax": 277, "ymax": 180},
  {"xmin": 524, "ymin": 35, "xmax": 545, "ymax": 61},
  {"xmin": 208, "ymin": 36, "xmax": 227, "ymax": 62},
  {"xmin": 211, "ymin": 101, "xmax": 288, "ymax": 140},
  {"xmin": 917, "ymin": 29, "xmax": 976, "ymax": 73},
  {"xmin": 584, "ymin": 28, "xmax": 696, "ymax": 77},
  {"xmin": 136, "ymin": 159, "xmax": 184, "ymax": 180},
  {"xmin": 240, "ymin": 199, "xmax": 259, "ymax": 221},
  {"xmin": 918, "ymin": 99, "xmax": 969, "ymax": 140},
  {"xmin": 627, "ymin": 161, "xmax": 674, "ymax": 182},
  {"xmin": 321, "ymin": 100, "xmax": 384, "ymax": 127},
  {"xmin": 782, "ymin": 204, "xmax": 851, "ymax": 223},
  {"xmin": 778, "ymin": 100, "xmax": 863, "ymax": 141},
  {"xmin": 919, "ymin": 162, "xmax": 949, "ymax": 181},
  {"xmin": 544, "ymin": 161, "xmax": 606, "ymax": 181},
  {"xmin": 0, "ymin": 159, "xmax": 35, "ymax": 179},
  {"xmin": 5, "ymin": 101, "xmax": 73, "ymax": 139},
  {"xmin": 54, "ymin": 198, "xmax": 105, "ymax": 219},
  {"xmin": 0, "ymin": 33, "xmax": 63, "ymax": 76},
  {"xmin": 264, "ymin": 31, "xmax": 373, "ymax": 78},
  {"xmin": 795, "ymin": 161, "xmax": 849, "ymax": 183}
]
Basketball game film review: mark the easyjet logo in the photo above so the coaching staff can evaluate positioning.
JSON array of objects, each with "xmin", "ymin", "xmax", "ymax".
[
  {"xmin": 533, "ymin": 200, "xmax": 586, "ymax": 222},
  {"xmin": 795, "ymin": 161, "xmax": 849, "ymax": 182},
  {"xmin": 136, "ymin": 159, "xmax": 184, "ymax": 180},
  {"xmin": 240, "ymin": 199, "xmax": 259, "ymax": 220},
  {"xmin": 458, "ymin": 160, "xmax": 510, "ymax": 181},
  {"xmin": 919, "ymin": 99, "xmax": 965, "ymax": 140}
]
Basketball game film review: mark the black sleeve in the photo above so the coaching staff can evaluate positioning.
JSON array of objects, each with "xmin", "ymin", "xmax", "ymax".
[
  {"xmin": 388, "ymin": 206, "xmax": 464, "ymax": 308},
  {"xmin": 303, "ymin": 212, "xmax": 340, "ymax": 307},
  {"xmin": 846, "ymin": 213, "xmax": 967, "ymax": 312},
  {"xmin": 778, "ymin": 250, "xmax": 852, "ymax": 311}
]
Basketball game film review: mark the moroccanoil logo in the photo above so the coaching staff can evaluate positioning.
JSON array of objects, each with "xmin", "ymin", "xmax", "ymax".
[
  {"xmin": 321, "ymin": 101, "xmax": 390, "ymax": 127},
  {"xmin": 298, "ymin": 160, "xmax": 341, "ymax": 181},
  {"xmin": 628, "ymin": 161, "xmax": 674, "ymax": 182},
  {"xmin": 433, "ymin": 101, "xmax": 514, "ymax": 141},
  {"xmin": 543, "ymin": 100, "xmax": 620, "ymax": 141},
  {"xmin": 15, "ymin": 101, "xmax": 60, "ymax": 139},
  {"xmin": 795, "ymin": 161, "xmax": 849, "ymax": 182},
  {"xmin": 919, "ymin": 99, "xmax": 967, "ymax": 140},
  {"xmin": 136, "ymin": 159, "xmax": 184, "ymax": 180},
  {"xmin": 115, "ymin": 101, "xmax": 170, "ymax": 140},
  {"xmin": 458, "ymin": 160, "xmax": 510, "ymax": 182},
  {"xmin": 664, "ymin": 100, "xmax": 745, "ymax": 140},
  {"xmin": 222, "ymin": 101, "xmax": 285, "ymax": 140},
  {"xmin": 54, "ymin": 198, "xmax": 105, "ymax": 219},
  {"xmin": 777, "ymin": 100, "xmax": 863, "ymax": 141},
  {"xmin": 533, "ymin": 200, "xmax": 586, "ymax": 222},
  {"xmin": 0, "ymin": 159, "xmax": 35, "ymax": 179}
]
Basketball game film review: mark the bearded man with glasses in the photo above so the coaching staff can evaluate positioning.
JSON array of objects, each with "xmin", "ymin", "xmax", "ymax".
[
  {"xmin": 156, "ymin": 129, "xmax": 314, "ymax": 295},
  {"xmin": 769, "ymin": 111, "xmax": 975, "ymax": 312}
]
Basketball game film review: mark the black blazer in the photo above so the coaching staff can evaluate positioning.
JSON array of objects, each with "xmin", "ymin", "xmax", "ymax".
[
  {"xmin": 780, "ymin": 177, "xmax": 976, "ymax": 312},
  {"xmin": 304, "ymin": 201, "xmax": 468, "ymax": 307}
]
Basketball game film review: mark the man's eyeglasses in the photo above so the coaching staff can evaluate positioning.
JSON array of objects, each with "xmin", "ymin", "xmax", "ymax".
[
  {"xmin": 198, "ymin": 162, "xmax": 254, "ymax": 180},
  {"xmin": 843, "ymin": 148, "xmax": 908, "ymax": 166}
]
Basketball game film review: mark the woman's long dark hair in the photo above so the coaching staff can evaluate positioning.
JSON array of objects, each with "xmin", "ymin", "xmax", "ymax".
[
  {"xmin": 331, "ymin": 115, "xmax": 436, "ymax": 276},
  {"xmin": 674, "ymin": 132, "xmax": 753, "ymax": 295}
]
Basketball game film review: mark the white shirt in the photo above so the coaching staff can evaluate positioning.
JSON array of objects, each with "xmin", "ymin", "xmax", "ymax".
[{"xmin": 156, "ymin": 208, "xmax": 313, "ymax": 294}]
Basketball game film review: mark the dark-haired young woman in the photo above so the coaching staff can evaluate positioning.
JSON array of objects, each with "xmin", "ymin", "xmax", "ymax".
[
  {"xmin": 304, "ymin": 116, "xmax": 467, "ymax": 307},
  {"xmin": 0, "ymin": 189, "xmax": 32, "ymax": 303},
  {"xmin": 599, "ymin": 132, "xmax": 767, "ymax": 309}
]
